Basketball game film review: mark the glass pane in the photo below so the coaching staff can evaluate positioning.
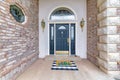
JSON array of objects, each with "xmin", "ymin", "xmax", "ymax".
[
  {"xmin": 10, "ymin": 5, "xmax": 25, "ymax": 23},
  {"xmin": 51, "ymin": 27, "xmax": 54, "ymax": 40},
  {"xmin": 50, "ymin": 8, "xmax": 75, "ymax": 20},
  {"xmin": 71, "ymin": 27, "xmax": 74, "ymax": 40},
  {"xmin": 58, "ymin": 26, "xmax": 66, "ymax": 30}
]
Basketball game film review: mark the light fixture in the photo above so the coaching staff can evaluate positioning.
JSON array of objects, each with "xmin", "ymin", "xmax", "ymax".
[
  {"xmin": 41, "ymin": 19, "xmax": 45, "ymax": 32},
  {"xmin": 80, "ymin": 18, "xmax": 85, "ymax": 32}
]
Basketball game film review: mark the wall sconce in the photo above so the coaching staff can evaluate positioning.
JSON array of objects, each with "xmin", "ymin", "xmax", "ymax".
[
  {"xmin": 80, "ymin": 18, "xmax": 85, "ymax": 32},
  {"xmin": 41, "ymin": 19, "xmax": 45, "ymax": 32}
]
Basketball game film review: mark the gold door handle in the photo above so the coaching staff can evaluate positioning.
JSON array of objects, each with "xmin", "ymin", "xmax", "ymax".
[{"xmin": 67, "ymin": 38, "xmax": 69, "ymax": 44}]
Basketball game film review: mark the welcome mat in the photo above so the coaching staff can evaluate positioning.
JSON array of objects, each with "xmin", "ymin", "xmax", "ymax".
[{"xmin": 51, "ymin": 60, "xmax": 78, "ymax": 71}]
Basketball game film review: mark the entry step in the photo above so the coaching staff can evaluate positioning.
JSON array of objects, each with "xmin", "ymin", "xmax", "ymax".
[{"xmin": 44, "ymin": 55, "xmax": 81, "ymax": 61}]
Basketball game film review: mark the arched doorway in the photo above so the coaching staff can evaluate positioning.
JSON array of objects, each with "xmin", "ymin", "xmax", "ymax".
[{"xmin": 49, "ymin": 7, "xmax": 76, "ymax": 55}]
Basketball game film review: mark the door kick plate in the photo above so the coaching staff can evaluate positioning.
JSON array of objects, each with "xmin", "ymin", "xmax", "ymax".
[{"xmin": 56, "ymin": 51, "xmax": 69, "ymax": 55}]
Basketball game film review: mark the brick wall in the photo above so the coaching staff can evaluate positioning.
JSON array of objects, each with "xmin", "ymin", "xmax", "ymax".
[
  {"xmin": 87, "ymin": 0, "xmax": 99, "ymax": 66},
  {"xmin": 117, "ymin": 8, "xmax": 120, "ymax": 71},
  {"xmin": 0, "ymin": 0, "xmax": 39, "ymax": 80}
]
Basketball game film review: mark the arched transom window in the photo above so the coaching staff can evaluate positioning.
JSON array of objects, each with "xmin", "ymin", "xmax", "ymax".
[{"xmin": 50, "ymin": 7, "xmax": 75, "ymax": 20}]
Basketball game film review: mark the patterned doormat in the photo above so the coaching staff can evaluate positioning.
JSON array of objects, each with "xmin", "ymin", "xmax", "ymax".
[{"xmin": 51, "ymin": 60, "xmax": 78, "ymax": 71}]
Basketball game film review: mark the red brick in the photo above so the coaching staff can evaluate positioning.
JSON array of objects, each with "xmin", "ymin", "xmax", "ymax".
[
  {"xmin": 87, "ymin": 0, "xmax": 99, "ymax": 66},
  {"xmin": 0, "ymin": 0, "xmax": 39, "ymax": 79}
]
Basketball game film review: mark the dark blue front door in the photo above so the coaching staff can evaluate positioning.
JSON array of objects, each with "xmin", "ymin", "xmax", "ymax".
[
  {"xmin": 49, "ymin": 23, "xmax": 76, "ymax": 55},
  {"xmin": 56, "ymin": 24, "xmax": 69, "ymax": 53}
]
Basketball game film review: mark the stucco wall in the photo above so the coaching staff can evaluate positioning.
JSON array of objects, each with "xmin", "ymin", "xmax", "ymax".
[{"xmin": 39, "ymin": 0, "xmax": 87, "ymax": 58}]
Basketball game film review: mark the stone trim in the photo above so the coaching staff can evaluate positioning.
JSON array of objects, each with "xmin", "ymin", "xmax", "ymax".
[
  {"xmin": 98, "ymin": 26, "xmax": 117, "ymax": 36},
  {"xmin": 97, "ymin": 0, "xmax": 106, "ymax": 8},
  {"xmin": 97, "ymin": 0, "xmax": 120, "ymax": 74}
]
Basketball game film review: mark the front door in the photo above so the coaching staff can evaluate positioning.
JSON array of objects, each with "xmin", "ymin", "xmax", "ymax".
[
  {"xmin": 49, "ymin": 23, "xmax": 76, "ymax": 55},
  {"xmin": 56, "ymin": 24, "xmax": 69, "ymax": 55}
]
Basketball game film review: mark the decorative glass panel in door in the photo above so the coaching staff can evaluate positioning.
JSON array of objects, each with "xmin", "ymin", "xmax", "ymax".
[
  {"xmin": 70, "ymin": 23, "xmax": 75, "ymax": 55},
  {"xmin": 49, "ymin": 24, "xmax": 54, "ymax": 55}
]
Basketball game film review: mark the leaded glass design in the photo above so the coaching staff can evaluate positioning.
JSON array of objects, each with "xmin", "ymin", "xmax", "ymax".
[
  {"xmin": 10, "ymin": 5, "xmax": 25, "ymax": 23},
  {"xmin": 58, "ymin": 26, "xmax": 66, "ymax": 30},
  {"xmin": 50, "ymin": 7, "xmax": 75, "ymax": 20},
  {"xmin": 71, "ymin": 27, "xmax": 74, "ymax": 40}
]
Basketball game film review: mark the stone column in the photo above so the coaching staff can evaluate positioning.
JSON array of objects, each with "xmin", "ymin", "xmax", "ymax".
[{"xmin": 97, "ymin": 0, "xmax": 120, "ymax": 74}]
